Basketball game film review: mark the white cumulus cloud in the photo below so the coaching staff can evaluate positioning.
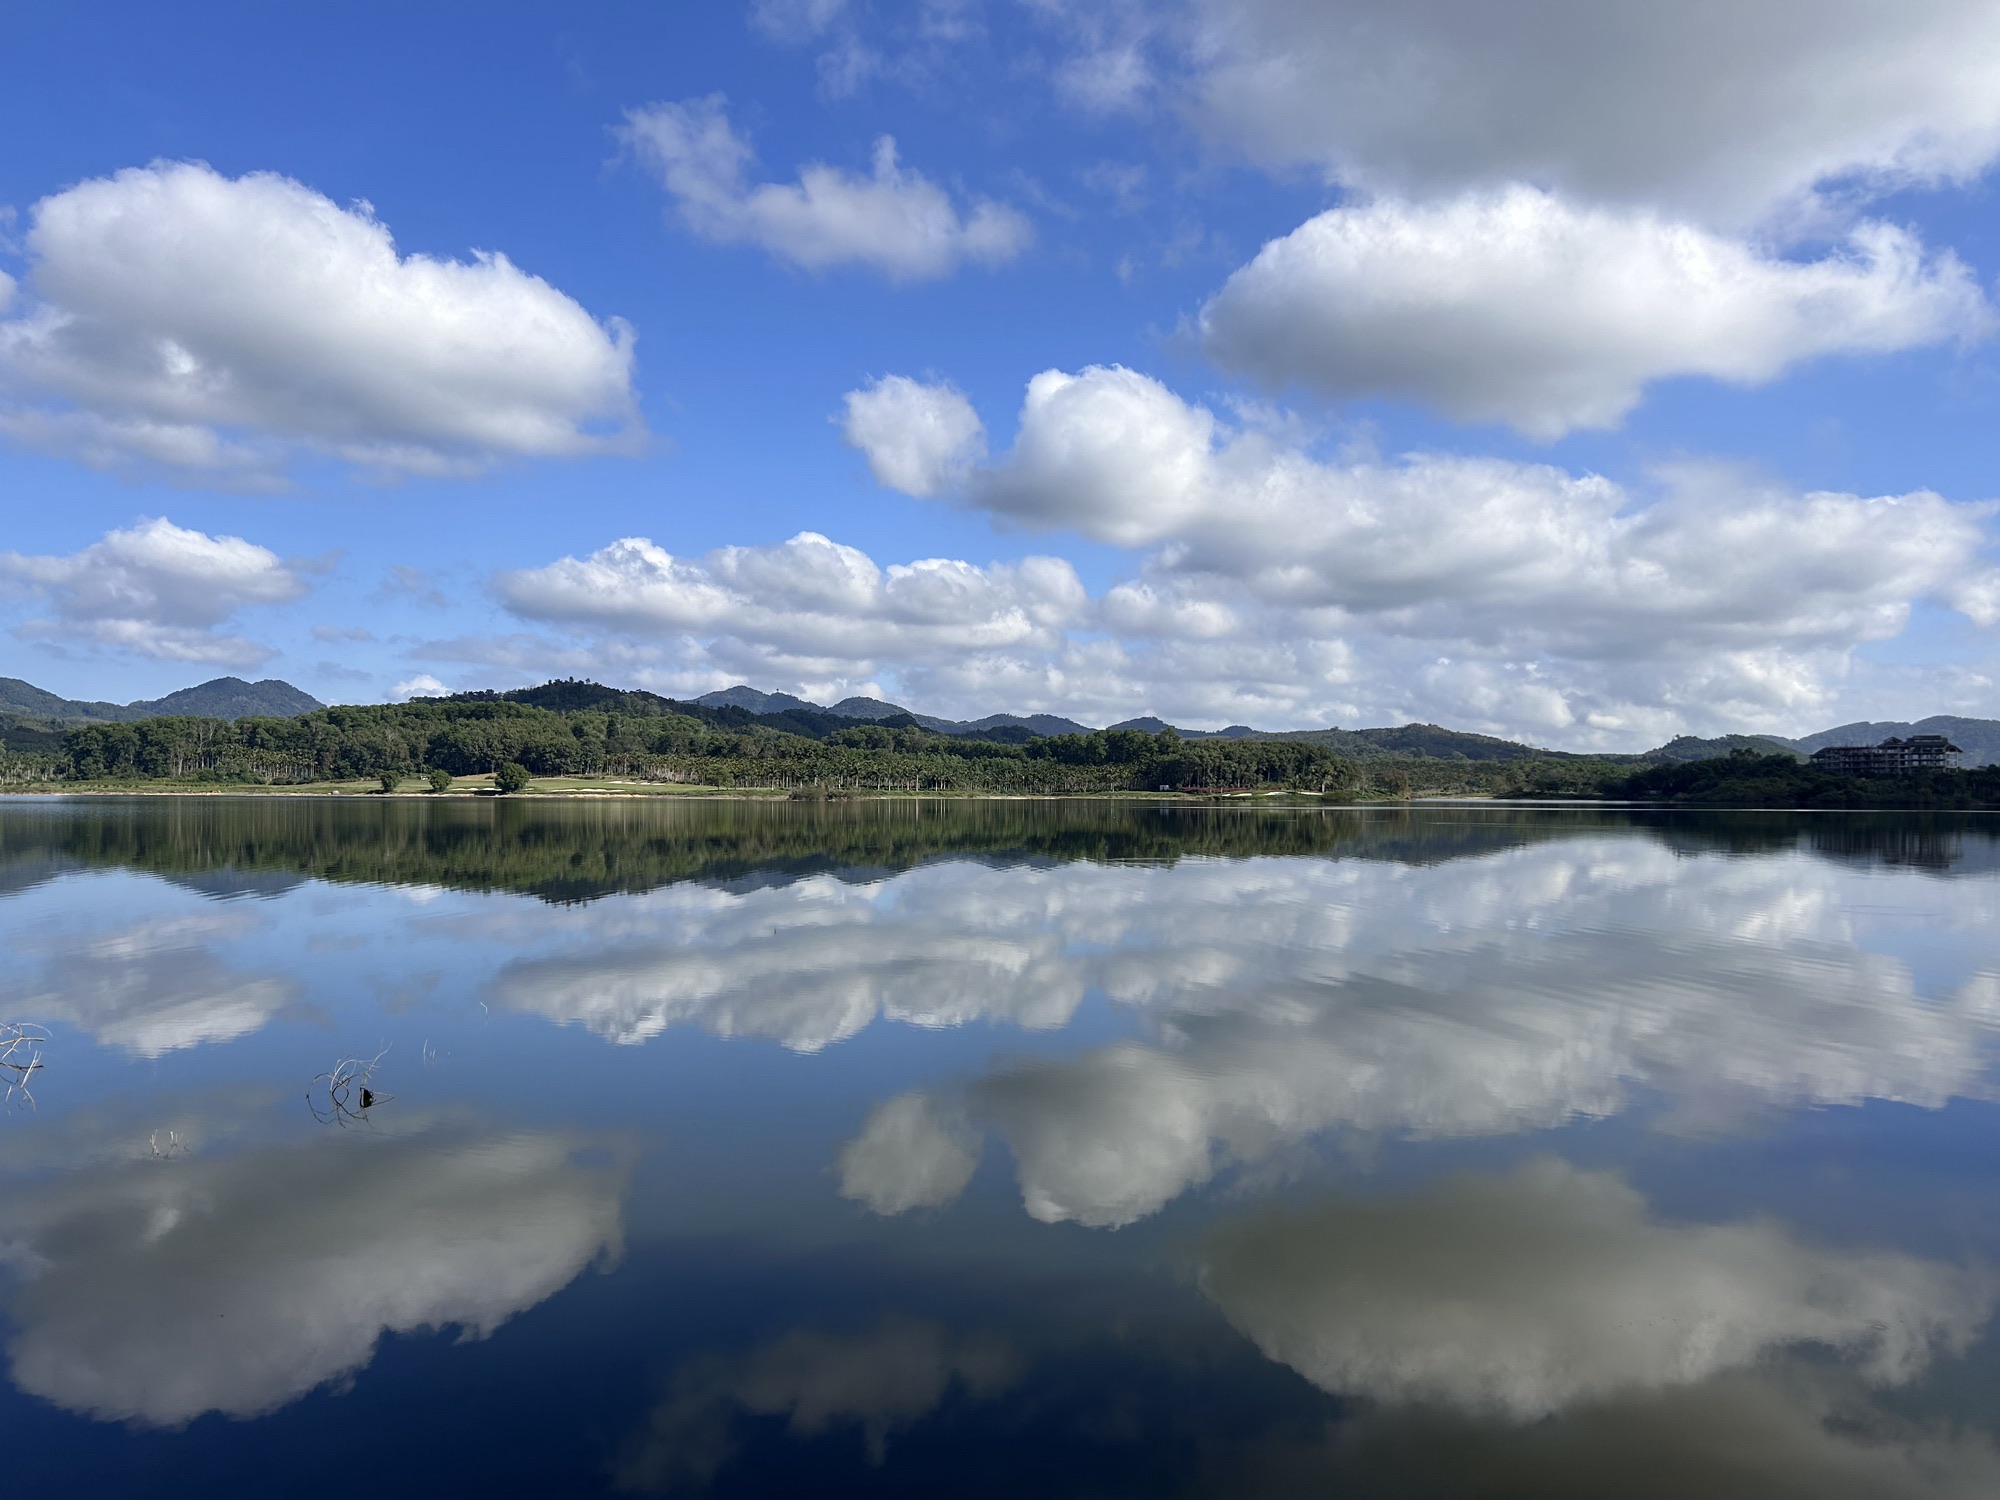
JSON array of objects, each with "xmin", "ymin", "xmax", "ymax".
[
  {"xmin": 0, "ymin": 161, "xmax": 639, "ymax": 483},
  {"xmin": 953, "ymin": 365, "xmax": 2000, "ymax": 721},
  {"xmin": 495, "ymin": 529, "xmax": 1085, "ymax": 697},
  {"xmin": 841, "ymin": 374, "xmax": 986, "ymax": 495},
  {"xmin": 1177, "ymin": 0, "xmax": 2000, "ymax": 226},
  {"xmin": 0, "ymin": 517, "xmax": 308, "ymax": 667},
  {"xmin": 486, "ymin": 364, "xmax": 2000, "ymax": 742},
  {"xmin": 972, "ymin": 368, "xmax": 1995, "ymax": 637},
  {"xmin": 1199, "ymin": 187, "xmax": 1991, "ymax": 437},
  {"xmin": 620, "ymin": 96, "xmax": 1032, "ymax": 280}
]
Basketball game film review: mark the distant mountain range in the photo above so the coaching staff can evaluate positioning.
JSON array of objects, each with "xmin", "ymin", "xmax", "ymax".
[
  {"xmin": 3, "ymin": 672, "xmax": 1997, "ymax": 768},
  {"xmin": 691, "ymin": 686, "xmax": 2000, "ymax": 765},
  {"xmin": 0, "ymin": 676, "xmax": 325, "ymax": 723},
  {"xmin": 693, "ymin": 685, "xmax": 1096, "ymax": 739}
]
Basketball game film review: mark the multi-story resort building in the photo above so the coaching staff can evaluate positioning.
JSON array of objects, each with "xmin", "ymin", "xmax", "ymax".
[{"xmin": 1809, "ymin": 734, "xmax": 1963, "ymax": 777}]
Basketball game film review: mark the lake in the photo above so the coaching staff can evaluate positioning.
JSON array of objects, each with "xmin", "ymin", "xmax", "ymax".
[{"xmin": 2, "ymin": 796, "xmax": 1998, "ymax": 1497}]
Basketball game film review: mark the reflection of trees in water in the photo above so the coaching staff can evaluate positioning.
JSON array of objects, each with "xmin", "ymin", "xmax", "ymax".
[
  {"xmin": 5, "ymin": 799, "xmax": 1996, "ymax": 904},
  {"xmin": 1649, "ymin": 811, "xmax": 2000, "ymax": 874}
]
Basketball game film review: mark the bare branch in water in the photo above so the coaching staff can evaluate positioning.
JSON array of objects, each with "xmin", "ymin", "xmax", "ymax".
[
  {"xmin": 1, "ymin": 1023, "xmax": 49, "ymax": 1110},
  {"xmin": 307, "ymin": 1046, "xmax": 395, "ymax": 1126}
]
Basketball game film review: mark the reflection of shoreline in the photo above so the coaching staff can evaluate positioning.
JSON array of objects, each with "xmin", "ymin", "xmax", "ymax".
[{"xmin": 4, "ymin": 797, "xmax": 1997, "ymax": 907}]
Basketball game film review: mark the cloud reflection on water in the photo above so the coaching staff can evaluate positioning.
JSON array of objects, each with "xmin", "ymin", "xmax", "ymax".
[
  {"xmin": 489, "ymin": 877, "xmax": 1084, "ymax": 1049},
  {"xmin": 615, "ymin": 1317, "xmax": 1020, "ymax": 1492},
  {"xmin": 1185, "ymin": 1159, "xmax": 2000, "ymax": 1498},
  {"xmin": 1200, "ymin": 1158, "xmax": 1993, "ymax": 1420},
  {"xmin": 837, "ymin": 1092, "xmax": 980, "ymax": 1215},
  {"xmin": 0, "ymin": 1116, "xmax": 625, "ymax": 1425},
  {"xmin": 789, "ymin": 845, "xmax": 1997, "ymax": 1225},
  {"xmin": 473, "ymin": 837, "xmax": 2000, "ymax": 1226},
  {"xmin": 15, "ymin": 905, "xmax": 299, "ymax": 1056}
]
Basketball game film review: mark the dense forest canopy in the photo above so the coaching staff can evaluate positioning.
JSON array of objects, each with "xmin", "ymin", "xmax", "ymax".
[
  {"xmin": 0, "ymin": 686, "xmax": 1641, "ymax": 797},
  {"xmin": 1606, "ymin": 749, "xmax": 2000, "ymax": 808},
  {"xmin": 5, "ymin": 681, "xmax": 1990, "ymax": 805},
  {"xmin": 23, "ymin": 696, "xmax": 1380, "ymax": 793}
]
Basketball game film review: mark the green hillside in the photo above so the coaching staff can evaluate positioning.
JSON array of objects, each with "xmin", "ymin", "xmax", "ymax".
[
  {"xmin": 0, "ymin": 675, "xmax": 322, "ymax": 722},
  {"xmin": 1640, "ymin": 734, "xmax": 1805, "ymax": 763}
]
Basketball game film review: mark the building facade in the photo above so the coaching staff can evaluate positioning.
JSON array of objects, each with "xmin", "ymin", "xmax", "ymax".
[{"xmin": 1809, "ymin": 735, "xmax": 1962, "ymax": 777}]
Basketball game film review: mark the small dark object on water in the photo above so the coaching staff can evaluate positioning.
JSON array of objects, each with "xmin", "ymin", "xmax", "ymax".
[{"xmin": 308, "ymin": 1047, "xmax": 393, "ymax": 1126}]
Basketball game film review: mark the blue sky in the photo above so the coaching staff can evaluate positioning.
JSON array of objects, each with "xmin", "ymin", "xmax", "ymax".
[{"xmin": 3, "ymin": 1, "xmax": 2000, "ymax": 746}]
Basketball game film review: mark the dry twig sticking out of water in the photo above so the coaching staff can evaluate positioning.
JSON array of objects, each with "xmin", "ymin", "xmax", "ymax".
[
  {"xmin": 307, "ymin": 1046, "xmax": 394, "ymax": 1126},
  {"xmin": 1, "ymin": 1023, "xmax": 49, "ymax": 1109}
]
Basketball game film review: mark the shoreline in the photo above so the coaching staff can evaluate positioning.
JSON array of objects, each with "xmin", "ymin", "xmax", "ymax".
[
  {"xmin": 0, "ymin": 782, "xmax": 1423, "ymax": 804},
  {"xmin": 0, "ymin": 785, "xmax": 1992, "ymax": 813}
]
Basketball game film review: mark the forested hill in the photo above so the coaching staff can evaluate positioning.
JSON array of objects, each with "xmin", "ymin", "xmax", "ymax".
[
  {"xmin": 1639, "ymin": 734, "xmax": 1805, "ymax": 763},
  {"xmin": 1791, "ymin": 716, "xmax": 2000, "ymax": 767},
  {"xmin": 1274, "ymin": 723, "xmax": 1628, "ymax": 762},
  {"xmin": 0, "ymin": 675, "xmax": 323, "ymax": 723},
  {"xmin": 41, "ymin": 696, "xmax": 1371, "ymax": 793},
  {"xmin": 687, "ymin": 683, "xmax": 1094, "ymax": 737},
  {"xmin": 0, "ymin": 678, "xmax": 129, "ymax": 721},
  {"xmin": 134, "ymin": 677, "xmax": 324, "ymax": 719}
]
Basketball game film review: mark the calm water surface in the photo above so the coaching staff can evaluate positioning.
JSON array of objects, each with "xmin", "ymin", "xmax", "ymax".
[{"xmin": 2, "ymin": 797, "xmax": 1999, "ymax": 1497}]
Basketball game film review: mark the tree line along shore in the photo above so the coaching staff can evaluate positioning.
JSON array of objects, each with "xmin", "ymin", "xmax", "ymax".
[{"xmin": 1, "ymin": 695, "xmax": 1997, "ymax": 808}]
